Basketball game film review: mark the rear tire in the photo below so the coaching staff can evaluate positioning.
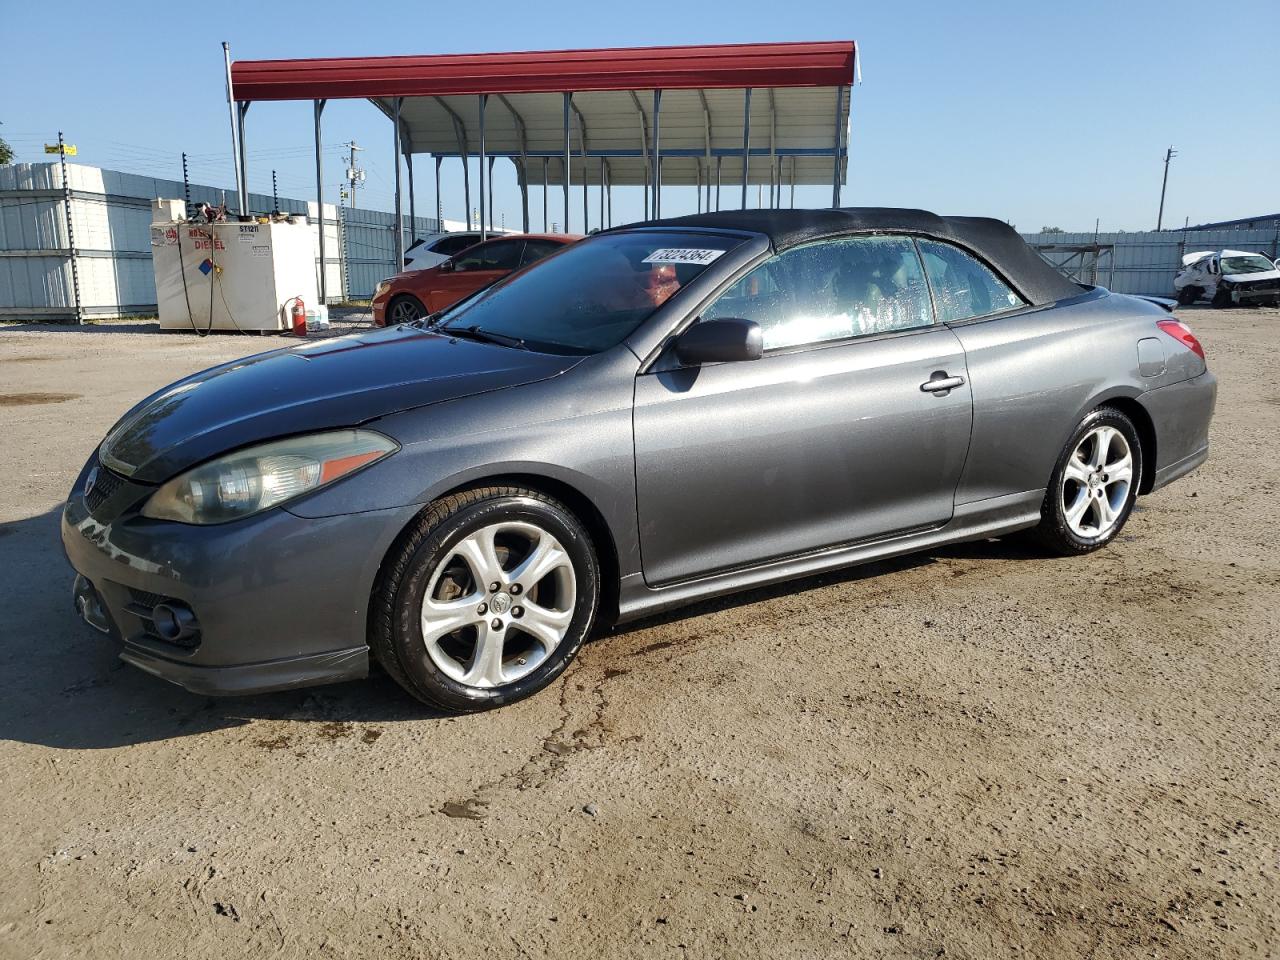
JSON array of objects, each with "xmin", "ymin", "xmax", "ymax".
[
  {"xmin": 1032, "ymin": 407, "xmax": 1143, "ymax": 556},
  {"xmin": 369, "ymin": 486, "xmax": 600, "ymax": 712}
]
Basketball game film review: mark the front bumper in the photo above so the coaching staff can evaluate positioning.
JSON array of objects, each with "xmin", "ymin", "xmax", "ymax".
[
  {"xmin": 61, "ymin": 459, "xmax": 418, "ymax": 696},
  {"xmin": 371, "ymin": 294, "xmax": 389, "ymax": 327},
  {"xmin": 1230, "ymin": 284, "xmax": 1280, "ymax": 304}
]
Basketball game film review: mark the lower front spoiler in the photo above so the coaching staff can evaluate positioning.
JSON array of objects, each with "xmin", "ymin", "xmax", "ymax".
[{"xmin": 119, "ymin": 642, "xmax": 369, "ymax": 697}]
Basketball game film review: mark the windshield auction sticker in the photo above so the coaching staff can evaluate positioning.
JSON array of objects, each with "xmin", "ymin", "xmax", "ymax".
[{"xmin": 642, "ymin": 248, "xmax": 726, "ymax": 266}]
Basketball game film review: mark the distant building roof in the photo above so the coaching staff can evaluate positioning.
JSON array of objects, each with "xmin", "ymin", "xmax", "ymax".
[{"xmin": 1183, "ymin": 213, "xmax": 1280, "ymax": 231}]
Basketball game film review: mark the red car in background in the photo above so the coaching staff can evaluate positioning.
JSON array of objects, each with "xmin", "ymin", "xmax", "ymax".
[{"xmin": 372, "ymin": 233, "xmax": 581, "ymax": 326}]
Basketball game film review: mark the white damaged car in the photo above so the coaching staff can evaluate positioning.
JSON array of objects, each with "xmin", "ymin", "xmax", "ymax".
[{"xmin": 1174, "ymin": 249, "xmax": 1280, "ymax": 307}]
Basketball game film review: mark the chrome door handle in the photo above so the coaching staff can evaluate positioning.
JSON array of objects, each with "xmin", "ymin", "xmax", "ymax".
[{"xmin": 920, "ymin": 374, "xmax": 965, "ymax": 394}]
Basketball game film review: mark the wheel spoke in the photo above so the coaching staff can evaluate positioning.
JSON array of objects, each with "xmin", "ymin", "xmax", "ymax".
[
  {"xmin": 508, "ymin": 534, "xmax": 570, "ymax": 590},
  {"xmin": 462, "ymin": 622, "xmax": 507, "ymax": 687},
  {"xmin": 517, "ymin": 601, "xmax": 573, "ymax": 652},
  {"xmin": 1064, "ymin": 488, "xmax": 1091, "ymax": 530},
  {"xmin": 453, "ymin": 527, "xmax": 504, "ymax": 588},
  {"xmin": 1107, "ymin": 453, "xmax": 1134, "ymax": 487},
  {"xmin": 1090, "ymin": 427, "xmax": 1113, "ymax": 469},
  {"xmin": 1064, "ymin": 455, "xmax": 1092, "ymax": 486},
  {"xmin": 1096, "ymin": 490, "xmax": 1118, "ymax": 529},
  {"xmin": 421, "ymin": 594, "xmax": 481, "ymax": 646}
]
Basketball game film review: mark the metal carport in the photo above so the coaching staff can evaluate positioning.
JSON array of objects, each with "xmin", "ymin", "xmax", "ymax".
[{"xmin": 225, "ymin": 40, "xmax": 858, "ymax": 300}]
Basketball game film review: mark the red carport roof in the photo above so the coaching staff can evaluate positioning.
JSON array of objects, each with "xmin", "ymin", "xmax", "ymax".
[{"xmin": 230, "ymin": 41, "xmax": 856, "ymax": 101}]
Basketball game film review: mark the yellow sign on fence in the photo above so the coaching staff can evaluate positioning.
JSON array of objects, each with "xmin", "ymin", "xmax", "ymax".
[{"xmin": 44, "ymin": 144, "xmax": 78, "ymax": 156}]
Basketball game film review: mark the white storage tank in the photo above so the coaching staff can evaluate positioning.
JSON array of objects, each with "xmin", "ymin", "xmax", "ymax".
[{"xmin": 151, "ymin": 200, "xmax": 319, "ymax": 332}]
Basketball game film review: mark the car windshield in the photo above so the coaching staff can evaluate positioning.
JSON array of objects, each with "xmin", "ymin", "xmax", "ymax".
[
  {"xmin": 1220, "ymin": 254, "xmax": 1275, "ymax": 275},
  {"xmin": 437, "ymin": 231, "xmax": 744, "ymax": 354}
]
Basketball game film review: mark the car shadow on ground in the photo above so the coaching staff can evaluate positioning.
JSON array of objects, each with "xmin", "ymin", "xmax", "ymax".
[{"xmin": 0, "ymin": 503, "xmax": 1050, "ymax": 751}]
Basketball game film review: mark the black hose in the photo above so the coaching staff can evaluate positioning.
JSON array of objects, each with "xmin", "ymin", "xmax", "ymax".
[{"xmin": 176, "ymin": 226, "xmax": 212, "ymax": 338}]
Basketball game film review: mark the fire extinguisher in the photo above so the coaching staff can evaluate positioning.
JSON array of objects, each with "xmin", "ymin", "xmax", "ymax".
[{"xmin": 290, "ymin": 297, "xmax": 307, "ymax": 337}]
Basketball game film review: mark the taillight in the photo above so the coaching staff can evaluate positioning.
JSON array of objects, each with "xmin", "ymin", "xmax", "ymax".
[{"xmin": 1157, "ymin": 318, "xmax": 1205, "ymax": 360}]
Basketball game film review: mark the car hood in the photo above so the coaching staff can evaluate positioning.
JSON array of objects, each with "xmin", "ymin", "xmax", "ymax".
[
  {"xmin": 391, "ymin": 265, "xmax": 443, "ymax": 283},
  {"xmin": 1222, "ymin": 268, "xmax": 1280, "ymax": 284},
  {"xmin": 99, "ymin": 325, "xmax": 581, "ymax": 483}
]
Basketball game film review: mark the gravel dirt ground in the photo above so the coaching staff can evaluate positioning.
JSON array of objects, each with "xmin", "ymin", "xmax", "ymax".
[{"xmin": 1, "ymin": 306, "xmax": 1276, "ymax": 959}]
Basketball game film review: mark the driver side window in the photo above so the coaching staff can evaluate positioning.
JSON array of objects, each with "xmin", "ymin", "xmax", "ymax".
[{"xmin": 701, "ymin": 236, "xmax": 935, "ymax": 351}]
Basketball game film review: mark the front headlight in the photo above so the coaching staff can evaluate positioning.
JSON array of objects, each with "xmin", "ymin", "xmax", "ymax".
[
  {"xmin": 141, "ymin": 430, "xmax": 398, "ymax": 524},
  {"xmin": 374, "ymin": 280, "xmax": 391, "ymax": 298}
]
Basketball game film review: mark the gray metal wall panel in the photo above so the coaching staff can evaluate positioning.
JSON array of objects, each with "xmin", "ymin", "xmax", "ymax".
[
  {"xmin": 1, "ymin": 162, "xmax": 440, "ymax": 317},
  {"xmin": 1023, "ymin": 228, "xmax": 1280, "ymax": 296}
]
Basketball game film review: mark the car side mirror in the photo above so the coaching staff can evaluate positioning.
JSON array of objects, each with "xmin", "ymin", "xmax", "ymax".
[
  {"xmin": 675, "ymin": 318, "xmax": 763, "ymax": 365},
  {"xmin": 440, "ymin": 259, "xmax": 456, "ymax": 273},
  {"xmin": 1274, "ymin": 258, "xmax": 1280, "ymax": 271}
]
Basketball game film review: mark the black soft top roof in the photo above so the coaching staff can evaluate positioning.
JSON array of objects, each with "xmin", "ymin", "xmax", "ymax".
[{"xmin": 638, "ymin": 207, "xmax": 1081, "ymax": 306}]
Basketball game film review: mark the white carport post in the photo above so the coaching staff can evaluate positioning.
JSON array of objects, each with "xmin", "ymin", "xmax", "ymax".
[
  {"xmin": 562, "ymin": 94, "xmax": 572, "ymax": 232},
  {"xmin": 768, "ymin": 89, "xmax": 777, "ymax": 209},
  {"xmin": 499, "ymin": 95, "xmax": 531, "ymax": 232},
  {"xmin": 313, "ymin": 99, "xmax": 328, "ymax": 304},
  {"xmin": 488, "ymin": 156, "xmax": 495, "ymax": 232},
  {"xmin": 393, "ymin": 97, "xmax": 404, "ymax": 269},
  {"xmin": 236, "ymin": 102, "xmax": 250, "ymax": 215},
  {"xmin": 407, "ymin": 153, "xmax": 416, "ymax": 242},
  {"xmin": 222, "ymin": 43, "xmax": 247, "ymax": 216},
  {"xmin": 740, "ymin": 88, "xmax": 752, "ymax": 210},
  {"xmin": 434, "ymin": 156, "xmax": 443, "ymax": 226},
  {"xmin": 651, "ymin": 90, "xmax": 662, "ymax": 219},
  {"xmin": 629, "ymin": 92, "xmax": 650, "ymax": 219},
  {"xmin": 435, "ymin": 97, "xmax": 470, "ymax": 227},
  {"xmin": 477, "ymin": 94, "xmax": 488, "ymax": 241},
  {"xmin": 572, "ymin": 103, "xmax": 588, "ymax": 231},
  {"xmin": 542, "ymin": 159, "xmax": 548, "ymax": 231},
  {"xmin": 698, "ymin": 90, "xmax": 713, "ymax": 214},
  {"xmin": 832, "ymin": 85, "xmax": 844, "ymax": 208}
]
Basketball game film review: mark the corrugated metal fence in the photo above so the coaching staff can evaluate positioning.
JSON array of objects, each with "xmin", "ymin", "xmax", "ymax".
[
  {"xmin": 7, "ymin": 161, "xmax": 1280, "ymax": 318},
  {"xmin": 1022, "ymin": 228, "xmax": 1280, "ymax": 297},
  {"xmin": 0, "ymin": 162, "xmax": 439, "ymax": 320}
]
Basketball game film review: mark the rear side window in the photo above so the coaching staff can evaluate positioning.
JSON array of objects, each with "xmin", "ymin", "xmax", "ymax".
[
  {"xmin": 520, "ymin": 240, "xmax": 563, "ymax": 266},
  {"xmin": 702, "ymin": 235, "xmax": 934, "ymax": 351},
  {"xmin": 917, "ymin": 239, "xmax": 1025, "ymax": 322},
  {"xmin": 432, "ymin": 234, "xmax": 481, "ymax": 256}
]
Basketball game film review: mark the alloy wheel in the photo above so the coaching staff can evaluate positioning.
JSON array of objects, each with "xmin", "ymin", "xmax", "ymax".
[
  {"xmin": 389, "ymin": 298, "xmax": 424, "ymax": 323},
  {"xmin": 1060, "ymin": 425, "xmax": 1134, "ymax": 539},
  {"xmin": 420, "ymin": 521, "xmax": 576, "ymax": 688}
]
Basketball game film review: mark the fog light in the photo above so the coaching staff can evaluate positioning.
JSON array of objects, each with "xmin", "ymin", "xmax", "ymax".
[{"xmin": 151, "ymin": 602, "xmax": 199, "ymax": 642}]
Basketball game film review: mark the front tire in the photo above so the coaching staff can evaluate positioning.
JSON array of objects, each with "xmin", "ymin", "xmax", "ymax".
[
  {"xmin": 1032, "ymin": 407, "xmax": 1143, "ymax": 555},
  {"xmin": 370, "ymin": 486, "xmax": 600, "ymax": 712},
  {"xmin": 1211, "ymin": 286, "xmax": 1232, "ymax": 308},
  {"xmin": 1176, "ymin": 286, "xmax": 1199, "ymax": 306},
  {"xmin": 386, "ymin": 294, "xmax": 427, "ymax": 325}
]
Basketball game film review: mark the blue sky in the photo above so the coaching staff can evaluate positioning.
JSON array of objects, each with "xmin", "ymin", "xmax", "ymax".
[{"xmin": 1, "ymin": 0, "xmax": 1275, "ymax": 233}]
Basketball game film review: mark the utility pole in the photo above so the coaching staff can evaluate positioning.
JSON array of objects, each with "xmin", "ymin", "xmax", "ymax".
[
  {"xmin": 1156, "ymin": 146, "xmax": 1177, "ymax": 230},
  {"xmin": 343, "ymin": 141, "xmax": 365, "ymax": 209}
]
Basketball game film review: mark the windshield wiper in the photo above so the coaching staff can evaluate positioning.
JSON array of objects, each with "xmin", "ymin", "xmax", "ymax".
[{"xmin": 445, "ymin": 324, "xmax": 528, "ymax": 350}]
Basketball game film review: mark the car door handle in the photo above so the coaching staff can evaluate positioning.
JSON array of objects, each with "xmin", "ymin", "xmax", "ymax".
[{"xmin": 920, "ymin": 374, "xmax": 966, "ymax": 394}]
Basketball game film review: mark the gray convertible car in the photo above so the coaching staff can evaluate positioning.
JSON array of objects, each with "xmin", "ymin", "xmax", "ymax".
[{"xmin": 63, "ymin": 208, "xmax": 1216, "ymax": 712}]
